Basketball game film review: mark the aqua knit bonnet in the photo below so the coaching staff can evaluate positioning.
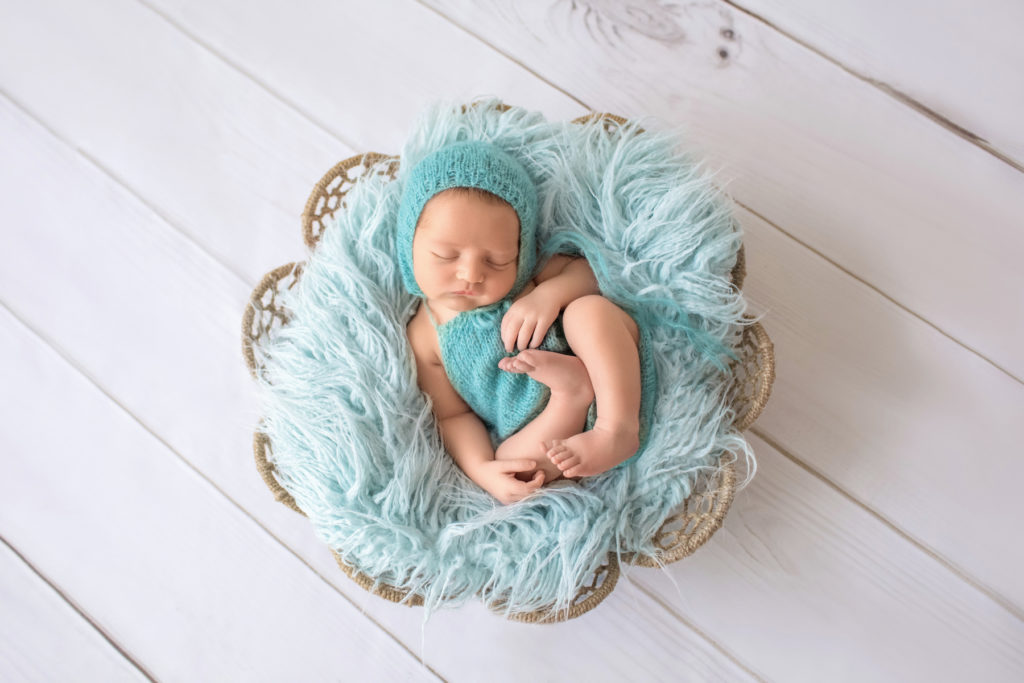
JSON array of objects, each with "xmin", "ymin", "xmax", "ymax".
[{"xmin": 396, "ymin": 140, "xmax": 539, "ymax": 298}]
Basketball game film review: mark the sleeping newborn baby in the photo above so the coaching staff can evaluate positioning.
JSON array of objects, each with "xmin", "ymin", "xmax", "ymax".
[{"xmin": 400, "ymin": 141, "xmax": 646, "ymax": 504}]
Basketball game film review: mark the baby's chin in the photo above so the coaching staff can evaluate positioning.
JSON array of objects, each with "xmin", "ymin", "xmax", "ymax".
[{"xmin": 439, "ymin": 292, "xmax": 502, "ymax": 311}]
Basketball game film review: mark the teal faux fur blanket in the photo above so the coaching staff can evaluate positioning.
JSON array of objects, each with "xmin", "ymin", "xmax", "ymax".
[{"xmin": 257, "ymin": 100, "xmax": 755, "ymax": 618}]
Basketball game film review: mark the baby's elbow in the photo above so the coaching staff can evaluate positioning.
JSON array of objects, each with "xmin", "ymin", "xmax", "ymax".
[{"xmin": 436, "ymin": 406, "xmax": 474, "ymax": 425}]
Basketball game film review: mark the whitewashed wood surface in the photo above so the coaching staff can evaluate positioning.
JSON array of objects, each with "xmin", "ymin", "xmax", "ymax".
[{"xmin": 1, "ymin": 0, "xmax": 1021, "ymax": 681}]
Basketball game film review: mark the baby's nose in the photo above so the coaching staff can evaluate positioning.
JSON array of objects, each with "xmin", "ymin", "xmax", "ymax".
[{"xmin": 456, "ymin": 262, "xmax": 484, "ymax": 283}]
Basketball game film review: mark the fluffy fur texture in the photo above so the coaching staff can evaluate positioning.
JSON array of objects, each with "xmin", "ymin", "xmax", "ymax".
[{"xmin": 256, "ymin": 100, "xmax": 756, "ymax": 619}]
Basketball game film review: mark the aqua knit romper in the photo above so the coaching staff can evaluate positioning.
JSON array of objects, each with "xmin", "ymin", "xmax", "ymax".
[{"xmin": 430, "ymin": 296, "xmax": 658, "ymax": 457}]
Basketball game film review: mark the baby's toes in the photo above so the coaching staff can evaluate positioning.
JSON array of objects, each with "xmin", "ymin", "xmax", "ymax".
[
  {"xmin": 547, "ymin": 442, "xmax": 569, "ymax": 462},
  {"xmin": 555, "ymin": 454, "xmax": 581, "ymax": 472}
]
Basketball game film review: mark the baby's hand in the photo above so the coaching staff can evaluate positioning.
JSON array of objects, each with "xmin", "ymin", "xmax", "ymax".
[
  {"xmin": 474, "ymin": 459, "xmax": 544, "ymax": 505},
  {"xmin": 501, "ymin": 289, "xmax": 561, "ymax": 352}
]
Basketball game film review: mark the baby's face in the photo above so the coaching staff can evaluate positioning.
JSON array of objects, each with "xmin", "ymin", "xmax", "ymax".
[{"xmin": 412, "ymin": 189, "xmax": 520, "ymax": 314}]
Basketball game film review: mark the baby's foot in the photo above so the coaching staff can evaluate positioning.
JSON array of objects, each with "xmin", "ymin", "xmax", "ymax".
[
  {"xmin": 498, "ymin": 349, "xmax": 594, "ymax": 401},
  {"xmin": 546, "ymin": 420, "xmax": 640, "ymax": 478}
]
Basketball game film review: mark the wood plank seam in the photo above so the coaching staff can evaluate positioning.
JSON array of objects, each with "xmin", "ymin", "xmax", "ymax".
[
  {"xmin": 751, "ymin": 425, "xmax": 1024, "ymax": 624},
  {"xmin": 736, "ymin": 199, "xmax": 1022, "ymax": 385},
  {"xmin": 135, "ymin": 0, "xmax": 365, "ymax": 152},
  {"xmin": 720, "ymin": 0, "xmax": 1024, "ymax": 173},
  {"xmin": 410, "ymin": 0, "xmax": 591, "ymax": 110},
  {"xmin": 0, "ymin": 298, "xmax": 445, "ymax": 681},
  {"xmin": 624, "ymin": 575, "xmax": 770, "ymax": 682},
  {"xmin": 0, "ymin": 533, "xmax": 156, "ymax": 682}
]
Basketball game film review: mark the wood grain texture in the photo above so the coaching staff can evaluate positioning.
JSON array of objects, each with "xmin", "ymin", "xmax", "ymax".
[
  {"xmin": 419, "ymin": 0, "xmax": 1024, "ymax": 382},
  {"xmin": 648, "ymin": 434, "xmax": 1024, "ymax": 681},
  {"xmin": 148, "ymin": 0, "xmax": 587, "ymax": 152},
  {"xmin": 738, "ymin": 203, "xmax": 1024, "ymax": 612},
  {"xmin": 0, "ymin": 542, "xmax": 146, "ymax": 683},
  {"xmin": 733, "ymin": 0, "xmax": 1024, "ymax": 168},
  {"xmin": 0, "ymin": 308, "xmax": 439, "ymax": 682}
]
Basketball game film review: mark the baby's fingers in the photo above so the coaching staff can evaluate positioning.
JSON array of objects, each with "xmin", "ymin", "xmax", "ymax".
[
  {"xmin": 501, "ymin": 310, "xmax": 527, "ymax": 353},
  {"xmin": 528, "ymin": 470, "xmax": 544, "ymax": 487},
  {"xmin": 516, "ymin": 319, "xmax": 538, "ymax": 352},
  {"xmin": 500, "ymin": 316, "xmax": 515, "ymax": 353},
  {"xmin": 507, "ymin": 472, "xmax": 545, "ymax": 503},
  {"xmin": 499, "ymin": 458, "xmax": 537, "ymax": 474},
  {"xmin": 528, "ymin": 316, "xmax": 556, "ymax": 349}
]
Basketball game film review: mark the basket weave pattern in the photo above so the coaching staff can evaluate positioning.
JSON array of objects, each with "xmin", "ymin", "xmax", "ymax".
[{"xmin": 242, "ymin": 118, "xmax": 774, "ymax": 622}]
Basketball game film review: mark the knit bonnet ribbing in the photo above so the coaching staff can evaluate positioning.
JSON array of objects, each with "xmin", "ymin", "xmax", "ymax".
[{"xmin": 396, "ymin": 140, "xmax": 539, "ymax": 298}]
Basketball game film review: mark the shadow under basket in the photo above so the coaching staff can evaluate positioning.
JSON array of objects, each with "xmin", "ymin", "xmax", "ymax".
[{"xmin": 241, "ymin": 114, "xmax": 775, "ymax": 624}]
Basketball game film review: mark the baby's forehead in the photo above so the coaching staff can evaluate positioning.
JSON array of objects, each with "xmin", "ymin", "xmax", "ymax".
[
  {"xmin": 417, "ymin": 225, "xmax": 519, "ymax": 254},
  {"xmin": 422, "ymin": 233, "xmax": 518, "ymax": 252}
]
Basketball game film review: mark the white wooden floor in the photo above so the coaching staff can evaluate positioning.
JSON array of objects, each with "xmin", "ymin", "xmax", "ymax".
[{"xmin": 2, "ymin": 0, "xmax": 1022, "ymax": 680}]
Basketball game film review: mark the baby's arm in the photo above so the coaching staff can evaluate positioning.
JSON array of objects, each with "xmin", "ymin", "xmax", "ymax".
[
  {"xmin": 501, "ymin": 255, "xmax": 600, "ymax": 352},
  {"xmin": 408, "ymin": 309, "xmax": 543, "ymax": 504}
]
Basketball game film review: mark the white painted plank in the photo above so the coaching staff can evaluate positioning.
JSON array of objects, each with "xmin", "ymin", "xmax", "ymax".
[
  {"xmin": 0, "ymin": 313, "xmax": 436, "ymax": 679},
  {"xmin": 147, "ymin": 0, "xmax": 586, "ymax": 153},
  {"xmin": 734, "ymin": 0, "xmax": 1024, "ymax": 167},
  {"xmin": 0, "ymin": 0, "xmax": 337, "ymax": 285},
  {"xmin": 644, "ymin": 434, "xmax": 1024, "ymax": 682},
  {"xmin": 415, "ymin": 0, "xmax": 1024, "ymax": 382},
  {"xmin": 0, "ymin": 309, "xmax": 438, "ymax": 681},
  {"xmin": 0, "ymin": 541, "xmax": 145, "ymax": 683},
  {"xmin": 738, "ymin": 204, "xmax": 1024, "ymax": 612},
  {"xmin": 0, "ymin": 0, "xmax": 584, "ymax": 286},
  {"xmin": 0, "ymin": 96, "xmax": 756, "ymax": 681}
]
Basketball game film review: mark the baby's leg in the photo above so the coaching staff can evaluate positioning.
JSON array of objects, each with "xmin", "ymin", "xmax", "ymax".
[
  {"xmin": 547, "ymin": 295, "xmax": 642, "ymax": 478},
  {"xmin": 495, "ymin": 351, "xmax": 594, "ymax": 483}
]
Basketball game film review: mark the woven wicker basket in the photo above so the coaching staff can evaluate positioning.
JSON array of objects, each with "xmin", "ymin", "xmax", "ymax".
[{"xmin": 241, "ymin": 113, "xmax": 775, "ymax": 623}]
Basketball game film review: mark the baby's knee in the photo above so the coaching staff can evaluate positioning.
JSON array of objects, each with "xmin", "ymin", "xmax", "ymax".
[
  {"xmin": 564, "ymin": 294, "xmax": 612, "ymax": 320},
  {"xmin": 564, "ymin": 295, "xmax": 639, "ymax": 341}
]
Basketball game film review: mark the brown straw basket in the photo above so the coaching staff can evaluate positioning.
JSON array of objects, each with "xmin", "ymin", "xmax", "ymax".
[{"xmin": 241, "ymin": 112, "xmax": 775, "ymax": 623}]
